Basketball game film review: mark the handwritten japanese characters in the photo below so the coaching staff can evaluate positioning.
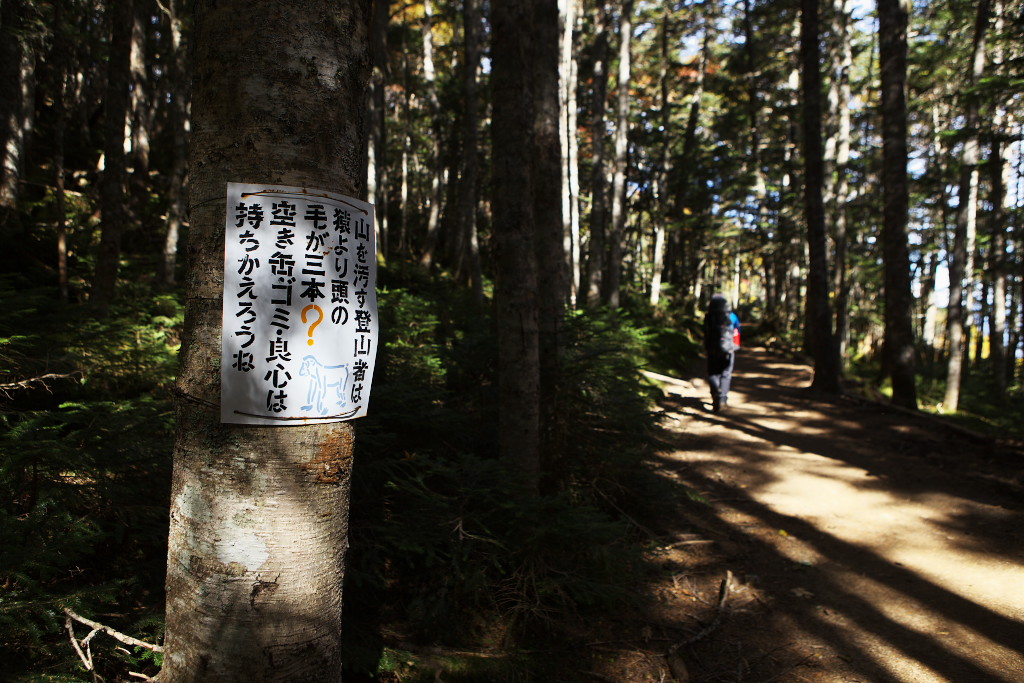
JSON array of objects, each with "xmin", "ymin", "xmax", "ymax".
[{"xmin": 221, "ymin": 183, "xmax": 378, "ymax": 425}]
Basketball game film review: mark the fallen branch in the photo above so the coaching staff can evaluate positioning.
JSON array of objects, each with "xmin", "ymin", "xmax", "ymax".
[
  {"xmin": 0, "ymin": 371, "xmax": 82, "ymax": 398},
  {"xmin": 65, "ymin": 608, "xmax": 163, "ymax": 653},
  {"xmin": 64, "ymin": 608, "xmax": 162, "ymax": 681},
  {"xmin": 669, "ymin": 570, "xmax": 733, "ymax": 652}
]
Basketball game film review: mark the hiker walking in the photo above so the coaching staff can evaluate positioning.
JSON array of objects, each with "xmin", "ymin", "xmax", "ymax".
[{"xmin": 703, "ymin": 294, "xmax": 741, "ymax": 413}]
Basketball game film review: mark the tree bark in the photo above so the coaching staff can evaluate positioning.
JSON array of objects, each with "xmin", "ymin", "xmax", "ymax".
[
  {"xmin": 533, "ymin": 0, "xmax": 567, "ymax": 485},
  {"xmin": 877, "ymin": 0, "xmax": 917, "ymax": 408},
  {"xmin": 161, "ymin": 1, "xmax": 370, "ymax": 679},
  {"xmin": 492, "ymin": 0, "xmax": 541, "ymax": 489}
]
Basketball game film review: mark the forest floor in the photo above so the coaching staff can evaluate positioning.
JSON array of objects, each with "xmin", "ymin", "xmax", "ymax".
[{"xmin": 580, "ymin": 345, "xmax": 1024, "ymax": 683}]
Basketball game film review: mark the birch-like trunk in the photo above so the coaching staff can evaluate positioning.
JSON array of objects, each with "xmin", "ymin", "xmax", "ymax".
[
  {"xmin": 367, "ymin": 0, "xmax": 390, "ymax": 263},
  {"xmin": 584, "ymin": 2, "xmax": 610, "ymax": 308},
  {"xmin": 161, "ymin": 1, "xmax": 369, "ymax": 679},
  {"xmin": 418, "ymin": 0, "xmax": 444, "ymax": 270},
  {"xmin": 648, "ymin": 6, "xmax": 672, "ymax": 308},
  {"xmin": 560, "ymin": 0, "xmax": 581, "ymax": 305},
  {"xmin": 605, "ymin": 0, "xmax": 633, "ymax": 309}
]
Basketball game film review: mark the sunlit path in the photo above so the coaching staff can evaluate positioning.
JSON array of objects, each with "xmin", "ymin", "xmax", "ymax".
[{"xmin": 651, "ymin": 346, "xmax": 1024, "ymax": 682}]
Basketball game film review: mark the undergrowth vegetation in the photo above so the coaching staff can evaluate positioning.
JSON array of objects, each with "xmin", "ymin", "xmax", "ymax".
[{"xmin": 1, "ymin": 268, "xmax": 697, "ymax": 682}]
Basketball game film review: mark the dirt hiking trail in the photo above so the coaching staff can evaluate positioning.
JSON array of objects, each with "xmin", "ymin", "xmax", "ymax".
[{"xmin": 597, "ymin": 346, "xmax": 1024, "ymax": 683}]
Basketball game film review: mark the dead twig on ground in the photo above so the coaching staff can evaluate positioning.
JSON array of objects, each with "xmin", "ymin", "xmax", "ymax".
[
  {"xmin": 64, "ymin": 608, "xmax": 162, "ymax": 681},
  {"xmin": 669, "ymin": 570, "xmax": 733, "ymax": 652}
]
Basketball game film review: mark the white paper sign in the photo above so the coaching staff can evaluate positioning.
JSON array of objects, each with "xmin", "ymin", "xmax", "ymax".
[{"xmin": 220, "ymin": 183, "xmax": 378, "ymax": 425}]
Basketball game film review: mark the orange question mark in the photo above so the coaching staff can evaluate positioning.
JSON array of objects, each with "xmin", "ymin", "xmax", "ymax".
[{"xmin": 301, "ymin": 304, "xmax": 324, "ymax": 346}]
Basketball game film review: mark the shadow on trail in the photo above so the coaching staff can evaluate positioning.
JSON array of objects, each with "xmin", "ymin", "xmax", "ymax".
[
  {"xmin": 681, "ymin": 348, "xmax": 1022, "ymax": 529},
  {"xmin": 654, "ymin": 453, "xmax": 1024, "ymax": 681},
  {"xmin": 653, "ymin": 347, "xmax": 1024, "ymax": 682}
]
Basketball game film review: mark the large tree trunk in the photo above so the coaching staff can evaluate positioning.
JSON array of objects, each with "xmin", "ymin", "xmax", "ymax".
[
  {"xmin": 800, "ymin": 0, "xmax": 841, "ymax": 393},
  {"xmin": 532, "ymin": 0, "xmax": 567, "ymax": 485},
  {"xmin": 877, "ymin": 0, "xmax": 917, "ymax": 408},
  {"xmin": 161, "ymin": 1, "xmax": 370, "ymax": 679},
  {"xmin": 604, "ymin": 0, "xmax": 633, "ymax": 309},
  {"xmin": 492, "ymin": 0, "xmax": 541, "ymax": 489},
  {"xmin": 944, "ymin": 0, "xmax": 990, "ymax": 411},
  {"xmin": 91, "ymin": 0, "xmax": 134, "ymax": 307}
]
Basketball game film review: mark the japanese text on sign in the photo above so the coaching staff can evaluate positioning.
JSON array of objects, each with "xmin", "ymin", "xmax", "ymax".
[{"xmin": 221, "ymin": 183, "xmax": 378, "ymax": 425}]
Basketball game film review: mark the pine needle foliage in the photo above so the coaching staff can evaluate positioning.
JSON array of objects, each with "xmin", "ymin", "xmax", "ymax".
[
  {"xmin": 1, "ymin": 278, "xmax": 177, "ymax": 680},
  {"xmin": 344, "ymin": 272, "xmax": 673, "ymax": 677}
]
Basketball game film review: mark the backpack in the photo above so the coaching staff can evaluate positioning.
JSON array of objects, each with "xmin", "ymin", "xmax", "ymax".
[{"xmin": 706, "ymin": 302, "xmax": 737, "ymax": 356}]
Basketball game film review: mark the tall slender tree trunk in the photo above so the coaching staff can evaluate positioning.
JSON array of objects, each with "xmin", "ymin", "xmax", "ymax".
[
  {"xmin": 492, "ymin": 0, "xmax": 541, "ymax": 489},
  {"xmin": 0, "ymin": 0, "xmax": 34, "ymax": 231},
  {"xmin": 91, "ymin": 0, "xmax": 134, "ymax": 307},
  {"xmin": 367, "ymin": 0, "xmax": 390, "ymax": 263},
  {"xmin": 649, "ymin": 5, "xmax": 672, "ymax": 308},
  {"xmin": 584, "ymin": 2, "xmax": 610, "ymax": 308},
  {"xmin": 989, "ymin": 127, "xmax": 1011, "ymax": 395},
  {"xmin": 560, "ymin": 0, "xmax": 581, "ymax": 305},
  {"xmin": 129, "ymin": 5, "xmax": 151, "ymax": 188},
  {"xmin": 605, "ymin": 0, "xmax": 633, "ymax": 309},
  {"xmin": 418, "ymin": 0, "xmax": 444, "ymax": 270},
  {"xmin": 159, "ymin": 0, "xmax": 189, "ymax": 289},
  {"xmin": 54, "ymin": 0, "xmax": 69, "ymax": 302},
  {"xmin": 457, "ymin": 0, "xmax": 484, "ymax": 303},
  {"xmin": 944, "ymin": 0, "xmax": 990, "ymax": 411},
  {"xmin": 827, "ymin": 0, "xmax": 853, "ymax": 361},
  {"xmin": 988, "ymin": 1, "xmax": 1010, "ymax": 396},
  {"xmin": 801, "ymin": 0, "xmax": 841, "ymax": 392},
  {"xmin": 400, "ymin": 45, "xmax": 411, "ymax": 259},
  {"xmin": 161, "ymin": 1, "xmax": 370, "ymax": 679}
]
